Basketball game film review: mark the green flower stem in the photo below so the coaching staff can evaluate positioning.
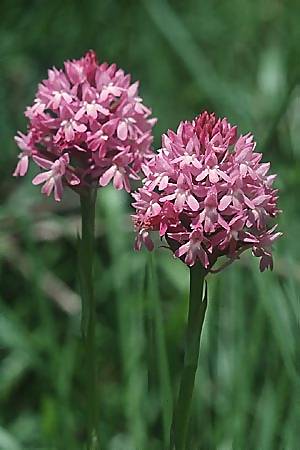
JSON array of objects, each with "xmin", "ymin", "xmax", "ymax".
[
  {"xmin": 170, "ymin": 264, "xmax": 208, "ymax": 450},
  {"xmin": 79, "ymin": 188, "xmax": 99, "ymax": 450}
]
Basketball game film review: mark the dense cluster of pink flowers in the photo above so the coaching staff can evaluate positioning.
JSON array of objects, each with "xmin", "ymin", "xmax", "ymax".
[
  {"xmin": 14, "ymin": 51, "xmax": 156, "ymax": 201},
  {"xmin": 132, "ymin": 111, "xmax": 281, "ymax": 271}
]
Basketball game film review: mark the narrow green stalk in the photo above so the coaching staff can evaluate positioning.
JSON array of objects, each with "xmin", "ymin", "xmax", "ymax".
[
  {"xmin": 170, "ymin": 264, "xmax": 208, "ymax": 450},
  {"xmin": 148, "ymin": 254, "xmax": 173, "ymax": 447},
  {"xmin": 79, "ymin": 188, "xmax": 99, "ymax": 450}
]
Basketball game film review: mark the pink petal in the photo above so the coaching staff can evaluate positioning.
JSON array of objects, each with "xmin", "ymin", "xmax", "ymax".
[
  {"xmin": 218, "ymin": 170, "xmax": 231, "ymax": 182},
  {"xmin": 13, "ymin": 156, "xmax": 29, "ymax": 176},
  {"xmin": 135, "ymin": 103, "xmax": 149, "ymax": 114},
  {"xmin": 74, "ymin": 123, "xmax": 87, "ymax": 133},
  {"xmin": 160, "ymin": 193, "xmax": 176, "ymax": 202},
  {"xmin": 244, "ymin": 196, "xmax": 255, "ymax": 209},
  {"xmin": 99, "ymin": 166, "xmax": 116, "ymax": 186},
  {"xmin": 74, "ymin": 106, "xmax": 85, "ymax": 121},
  {"xmin": 197, "ymin": 246, "xmax": 209, "ymax": 268},
  {"xmin": 117, "ymin": 121, "xmax": 128, "ymax": 141},
  {"xmin": 32, "ymin": 171, "xmax": 51, "ymax": 185},
  {"xmin": 103, "ymin": 119, "xmax": 118, "ymax": 136},
  {"xmin": 187, "ymin": 194, "xmax": 199, "ymax": 211},
  {"xmin": 209, "ymin": 169, "xmax": 219, "ymax": 183},
  {"xmin": 33, "ymin": 156, "xmax": 53, "ymax": 170},
  {"xmin": 123, "ymin": 174, "xmax": 131, "ymax": 193},
  {"xmin": 151, "ymin": 202, "xmax": 161, "ymax": 216},
  {"xmin": 111, "ymin": 86, "xmax": 122, "ymax": 97},
  {"xmin": 54, "ymin": 177, "xmax": 63, "ymax": 202},
  {"xmin": 204, "ymin": 216, "xmax": 214, "ymax": 233},
  {"xmin": 192, "ymin": 159, "xmax": 202, "ymax": 169},
  {"xmin": 254, "ymin": 195, "xmax": 270, "ymax": 206},
  {"xmin": 65, "ymin": 172, "xmax": 80, "ymax": 186},
  {"xmin": 196, "ymin": 169, "xmax": 208, "ymax": 181},
  {"xmin": 185, "ymin": 250, "xmax": 196, "ymax": 266},
  {"xmin": 86, "ymin": 104, "xmax": 98, "ymax": 119},
  {"xmin": 176, "ymin": 242, "xmax": 189, "ymax": 258},
  {"xmin": 219, "ymin": 195, "xmax": 232, "ymax": 211},
  {"xmin": 128, "ymin": 81, "xmax": 139, "ymax": 97},
  {"xmin": 257, "ymin": 162, "xmax": 270, "ymax": 177},
  {"xmin": 159, "ymin": 222, "xmax": 168, "ymax": 236},
  {"xmin": 159, "ymin": 175, "xmax": 169, "ymax": 191},
  {"xmin": 41, "ymin": 177, "xmax": 55, "ymax": 196},
  {"xmin": 62, "ymin": 92, "xmax": 72, "ymax": 103},
  {"xmin": 174, "ymin": 193, "xmax": 186, "ymax": 211},
  {"xmin": 52, "ymin": 93, "xmax": 61, "ymax": 109},
  {"xmin": 113, "ymin": 171, "xmax": 124, "ymax": 190},
  {"xmin": 240, "ymin": 163, "xmax": 248, "ymax": 177},
  {"xmin": 65, "ymin": 126, "xmax": 74, "ymax": 142},
  {"xmin": 134, "ymin": 235, "xmax": 142, "ymax": 251},
  {"xmin": 97, "ymin": 105, "xmax": 110, "ymax": 116}
]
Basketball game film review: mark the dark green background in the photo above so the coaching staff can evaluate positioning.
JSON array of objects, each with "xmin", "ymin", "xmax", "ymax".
[{"xmin": 0, "ymin": 1, "xmax": 299, "ymax": 449}]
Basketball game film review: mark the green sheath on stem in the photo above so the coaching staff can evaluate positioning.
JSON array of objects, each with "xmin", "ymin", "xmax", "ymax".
[
  {"xmin": 79, "ymin": 188, "xmax": 99, "ymax": 450},
  {"xmin": 170, "ymin": 264, "xmax": 208, "ymax": 450}
]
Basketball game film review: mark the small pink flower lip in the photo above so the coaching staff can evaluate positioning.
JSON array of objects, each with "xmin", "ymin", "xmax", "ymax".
[
  {"xmin": 14, "ymin": 50, "xmax": 156, "ymax": 201},
  {"xmin": 132, "ymin": 111, "xmax": 281, "ymax": 272}
]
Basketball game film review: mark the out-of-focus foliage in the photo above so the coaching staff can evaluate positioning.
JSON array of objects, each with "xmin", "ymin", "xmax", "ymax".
[{"xmin": 0, "ymin": 1, "xmax": 299, "ymax": 449}]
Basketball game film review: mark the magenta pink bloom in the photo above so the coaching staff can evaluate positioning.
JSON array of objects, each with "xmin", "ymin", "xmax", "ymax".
[
  {"xmin": 132, "ymin": 111, "xmax": 282, "ymax": 272},
  {"xmin": 13, "ymin": 50, "xmax": 156, "ymax": 201}
]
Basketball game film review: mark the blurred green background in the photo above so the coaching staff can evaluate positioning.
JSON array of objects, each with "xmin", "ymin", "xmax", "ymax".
[{"xmin": 0, "ymin": 1, "xmax": 299, "ymax": 449}]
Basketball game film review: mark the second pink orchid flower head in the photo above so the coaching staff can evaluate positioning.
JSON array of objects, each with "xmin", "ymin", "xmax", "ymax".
[
  {"xmin": 132, "ymin": 111, "xmax": 282, "ymax": 272},
  {"xmin": 14, "ymin": 50, "xmax": 156, "ymax": 201}
]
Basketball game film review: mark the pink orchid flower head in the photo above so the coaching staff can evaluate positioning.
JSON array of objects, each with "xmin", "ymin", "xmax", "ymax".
[
  {"xmin": 13, "ymin": 50, "xmax": 156, "ymax": 201},
  {"xmin": 132, "ymin": 111, "xmax": 282, "ymax": 272}
]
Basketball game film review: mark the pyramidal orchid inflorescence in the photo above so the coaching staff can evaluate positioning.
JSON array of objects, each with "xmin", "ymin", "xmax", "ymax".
[
  {"xmin": 14, "ymin": 50, "xmax": 156, "ymax": 201},
  {"xmin": 132, "ymin": 111, "xmax": 282, "ymax": 272}
]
